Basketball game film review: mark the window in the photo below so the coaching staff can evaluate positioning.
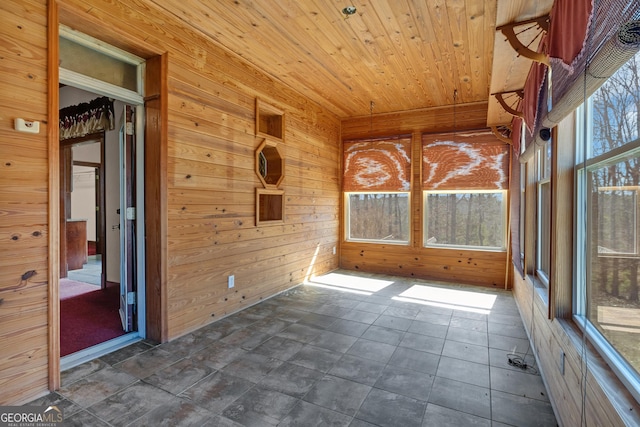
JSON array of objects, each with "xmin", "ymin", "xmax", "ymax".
[
  {"xmin": 424, "ymin": 190, "xmax": 507, "ymax": 250},
  {"xmin": 536, "ymin": 140, "xmax": 552, "ymax": 286},
  {"xmin": 575, "ymin": 50, "xmax": 640, "ymax": 400},
  {"xmin": 346, "ymin": 193, "xmax": 410, "ymax": 243},
  {"xmin": 343, "ymin": 136, "xmax": 412, "ymax": 244},
  {"xmin": 520, "ymin": 163, "xmax": 526, "ymax": 263},
  {"xmin": 421, "ymin": 130, "xmax": 510, "ymax": 251}
]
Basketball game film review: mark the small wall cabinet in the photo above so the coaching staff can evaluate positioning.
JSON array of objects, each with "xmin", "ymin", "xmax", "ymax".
[
  {"xmin": 255, "ymin": 98, "xmax": 285, "ymax": 226},
  {"xmin": 256, "ymin": 188, "xmax": 285, "ymax": 225},
  {"xmin": 255, "ymin": 98, "xmax": 285, "ymax": 142}
]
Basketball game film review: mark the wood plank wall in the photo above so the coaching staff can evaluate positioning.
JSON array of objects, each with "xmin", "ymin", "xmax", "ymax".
[
  {"xmin": 340, "ymin": 102, "xmax": 508, "ymax": 288},
  {"xmin": 0, "ymin": 0, "xmax": 51, "ymax": 405},
  {"xmin": 513, "ymin": 270, "xmax": 640, "ymax": 426},
  {"xmin": 0, "ymin": 0, "xmax": 340, "ymax": 404}
]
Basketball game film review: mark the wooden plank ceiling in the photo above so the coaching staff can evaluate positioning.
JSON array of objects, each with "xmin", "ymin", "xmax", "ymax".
[{"xmin": 152, "ymin": 0, "xmax": 552, "ymax": 121}]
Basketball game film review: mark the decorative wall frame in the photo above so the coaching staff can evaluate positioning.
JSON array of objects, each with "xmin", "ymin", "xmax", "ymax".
[
  {"xmin": 256, "ymin": 188, "xmax": 285, "ymax": 225},
  {"xmin": 255, "ymin": 138, "xmax": 284, "ymax": 188}
]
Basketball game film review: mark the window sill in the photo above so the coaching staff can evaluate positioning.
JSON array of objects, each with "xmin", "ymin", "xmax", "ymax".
[
  {"xmin": 425, "ymin": 245, "xmax": 506, "ymax": 253},
  {"xmin": 525, "ymin": 274, "xmax": 549, "ymax": 306},
  {"xmin": 345, "ymin": 239, "xmax": 409, "ymax": 246}
]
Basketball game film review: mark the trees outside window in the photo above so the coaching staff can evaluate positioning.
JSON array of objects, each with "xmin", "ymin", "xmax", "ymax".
[
  {"xmin": 424, "ymin": 191, "xmax": 506, "ymax": 250},
  {"xmin": 346, "ymin": 193, "xmax": 410, "ymax": 243},
  {"xmin": 576, "ymin": 50, "xmax": 640, "ymax": 393}
]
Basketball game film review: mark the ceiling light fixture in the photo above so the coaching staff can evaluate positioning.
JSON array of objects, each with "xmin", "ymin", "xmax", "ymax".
[{"xmin": 342, "ymin": 6, "xmax": 357, "ymax": 17}]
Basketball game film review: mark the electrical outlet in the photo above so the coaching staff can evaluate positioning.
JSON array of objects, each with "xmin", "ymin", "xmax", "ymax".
[
  {"xmin": 332, "ymin": 246, "xmax": 336, "ymax": 255},
  {"xmin": 228, "ymin": 275, "xmax": 235, "ymax": 289}
]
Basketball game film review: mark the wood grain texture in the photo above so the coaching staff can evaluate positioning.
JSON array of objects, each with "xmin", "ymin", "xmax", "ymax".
[
  {"xmin": 63, "ymin": 0, "xmax": 339, "ymax": 342},
  {"xmin": 144, "ymin": 53, "xmax": 168, "ymax": 343},
  {"xmin": 341, "ymin": 101, "xmax": 489, "ymax": 140},
  {"xmin": 1, "ymin": 0, "xmax": 341, "ymax": 405},
  {"xmin": 513, "ymin": 271, "xmax": 640, "ymax": 427},
  {"xmin": 0, "ymin": 0, "xmax": 51, "ymax": 405},
  {"xmin": 341, "ymin": 243, "xmax": 506, "ymax": 288},
  {"xmin": 147, "ymin": 0, "xmax": 496, "ymax": 118}
]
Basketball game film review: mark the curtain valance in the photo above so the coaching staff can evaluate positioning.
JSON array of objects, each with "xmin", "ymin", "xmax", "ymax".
[
  {"xmin": 59, "ymin": 96, "xmax": 115, "ymax": 140},
  {"xmin": 422, "ymin": 130, "xmax": 510, "ymax": 191},
  {"xmin": 343, "ymin": 135, "xmax": 411, "ymax": 192}
]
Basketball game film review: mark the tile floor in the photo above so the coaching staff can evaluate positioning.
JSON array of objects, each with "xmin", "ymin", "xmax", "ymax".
[
  {"xmin": 68, "ymin": 255, "xmax": 102, "ymax": 286},
  {"xmin": 29, "ymin": 270, "xmax": 558, "ymax": 426}
]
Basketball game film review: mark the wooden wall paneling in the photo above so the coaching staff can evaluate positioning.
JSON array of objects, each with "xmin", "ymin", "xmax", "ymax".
[
  {"xmin": 0, "ymin": 0, "xmax": 51, "ymax": 404},
  {"xmin": 341, "ymin": 243, "xmax": 506, "ymax": 287},
  {"xmin": 167, "ymin": 235, "xmax": 337, "ymax": 335},
  {"xmin": 341, "ymin": 102, "xmax": 488, "ymax": 140},
  {"xmin": 3, "ymin": 0, "xmax": 341, "ymax": 404},
  {"xmin": 513, "ymin": 271, "xmax": 640, "ymax": 426},
  {"xmin": 107, "ymin": 0, "xmax": 340, "ymax": 339},
  {"xmin": 57, "ymin": 0, "xmax": 162, "ymax": 59},
  {"xmin": 48, "ymin": 0, "xmax": 61, "ymax": 393}
]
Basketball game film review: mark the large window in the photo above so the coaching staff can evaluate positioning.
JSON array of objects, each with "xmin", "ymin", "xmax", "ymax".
[
  {"xmin": 346, "ymin": 193, "xmax": 410, "ymax": 243},
  {"xmin": 424, "ymin": 190, "xmax": 506, "ymax": 250},
  {"xmin": 343, "ymin": 136, "xmax": 412, "ymax": 244},
  {"xmin": 422, "ymin": 130, "xmax": 510, "ymax": 251},
  {"xmin": 575, "ymin": 50, "xmax": 640, "ymax": 399}
]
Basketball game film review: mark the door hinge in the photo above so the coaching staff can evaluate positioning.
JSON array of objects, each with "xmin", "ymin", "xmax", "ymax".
[
  {"xmin": 126, "ymin": 207, "xmax": 136, "ymax": 220},
  {"xmin": 127, "ymin": 291, "xmax": 136, "ymax": 305}
]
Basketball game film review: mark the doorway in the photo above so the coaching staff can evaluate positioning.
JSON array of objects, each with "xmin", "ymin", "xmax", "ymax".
[{"xmin": 57, "ymin": 26, "xmax": 147, "ymax": 367}]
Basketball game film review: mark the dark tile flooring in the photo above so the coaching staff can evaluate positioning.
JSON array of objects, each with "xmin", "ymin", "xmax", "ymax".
[{"xmin": 29, "ymin": 270, "xmax": 557, "ymax": 426}]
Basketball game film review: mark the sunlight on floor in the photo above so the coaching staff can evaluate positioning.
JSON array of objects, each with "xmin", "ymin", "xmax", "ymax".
[
  {"xmin": 393, "ymin": 285, "xmax": 497, "ymax": 314},
  {"xmin": 305, "ymin": 273, "xmax": 395, "ymax": 295}
]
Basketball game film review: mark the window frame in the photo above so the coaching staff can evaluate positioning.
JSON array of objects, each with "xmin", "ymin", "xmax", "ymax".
[
  {"xmin": 344, "ymin": 191, "xmax": 411, "ymax": 245},
  {"xmin": 535, "ymin": 140, "xmax": 552, "ymax": 287},
  {"xmin": 423, "ymin": 189, "xmax": 508, "ymax": 251},
  {"xmin": 574, "ymin": 102, "xmax": 640, "ymax": 405},
  {"xmin": 519, "ymin": 162, "xmax": 527, "ymax": 265}
]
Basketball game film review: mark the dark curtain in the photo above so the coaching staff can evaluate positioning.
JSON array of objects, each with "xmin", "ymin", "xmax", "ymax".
[{"xmin": 60, "ymin": 96, "xmax": 115, "ymax": 140}]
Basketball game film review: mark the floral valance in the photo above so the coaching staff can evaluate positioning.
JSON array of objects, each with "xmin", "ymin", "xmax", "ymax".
[{"xmin": 59, "ymin": 96, "xmax": 115, "ymax": 140}]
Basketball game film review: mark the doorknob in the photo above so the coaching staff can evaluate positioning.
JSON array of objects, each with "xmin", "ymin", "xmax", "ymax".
[{"xmin": 112, "ymin": 224, "xmax": 120, "ymax": 230}]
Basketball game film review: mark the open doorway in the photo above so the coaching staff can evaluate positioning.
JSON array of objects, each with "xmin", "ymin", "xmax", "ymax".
[
  {"xmin": 57, "ymin": 25, "xmax": 147, "ymax": 365},
  {"xmin": 59, "ymin": 120, "xmax": 120, "ymax": 356},
  {"xmin": 59, "ymin": 88, "xmax": 142, "ymax": 357}
]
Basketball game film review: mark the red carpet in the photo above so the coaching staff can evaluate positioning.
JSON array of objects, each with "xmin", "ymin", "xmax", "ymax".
[{"xmin": 60, "ymin": 283, "xmax": 125, "ymax": 356}]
